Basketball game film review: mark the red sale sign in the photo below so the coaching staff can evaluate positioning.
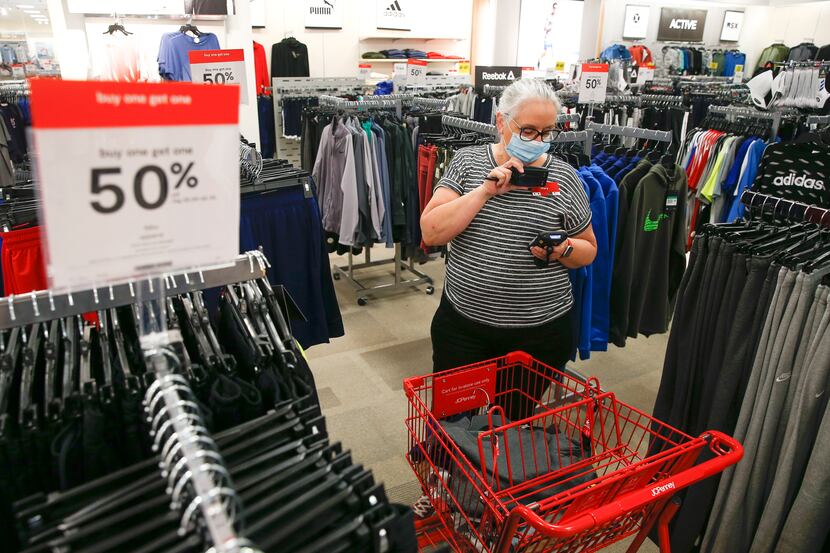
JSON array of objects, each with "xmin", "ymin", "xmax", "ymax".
[{"xmin": 29, "ymin": 79, "xmax": 240, "ymax": 290}]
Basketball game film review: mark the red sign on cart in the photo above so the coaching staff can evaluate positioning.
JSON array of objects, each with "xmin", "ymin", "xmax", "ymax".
[
  {"xmin": 189, "ymin": 48, "xmax": 248, "ymax": 104},
  {"xmin": 432, "ymin": 364, "xmax": 497, "ymax": 418},
  {"xmin": 30, "ymin": 79, "xmax": 240, "ymax": 290}
]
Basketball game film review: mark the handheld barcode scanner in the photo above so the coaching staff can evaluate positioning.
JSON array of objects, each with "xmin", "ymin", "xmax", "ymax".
[{"xmin": 528, "ymin": 231, "xmax": 569, "ymax": 268}]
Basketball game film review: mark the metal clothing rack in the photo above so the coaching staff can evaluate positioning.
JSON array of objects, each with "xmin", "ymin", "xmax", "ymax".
[
  {"xmin": 332, "ymin": 246, "xmax": 434, "ymax": 305},
  {"xmin": 441, "ymin": 114, "xmax": 498, "ymax": 136},
  {"xmin": 741, "ymin": 189, "xmax": 830, "ymax": 227},
  {"xmin": 707, "ymin": 104, "xmax": 783, "ymax": 138},
  {"xmin": 807, "ymin": 114, "xmax": 830, "ymax": 129},
  {"xmin": 640, "ymin": 94, "xmax": 684, "ymax": 104},
  {"xmin": 0, "ymin": 252, "xmax": 270, "ymax": 329},
  {"xmin": 319, "ymin": 94, "xmax": 408, "ymax": 117},
  {"xmin": 271, "ymin": 77, "xmax": 366, "ymax": 165},
  {"xmin": 586, "ymin": 122, "xmax": 673, "ymax": 143},
  {"xmin": 409, "ymin": 97, "xmax": 450, "ymax": 109},
  {"xmin": 0, "ymin": 251, "xmax": 272, "ymax": 553}
]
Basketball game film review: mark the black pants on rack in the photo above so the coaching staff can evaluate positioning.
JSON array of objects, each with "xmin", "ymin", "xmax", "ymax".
[{"xmin": 430, "ymin": 294, "xmax": 572, "ymax": 422}]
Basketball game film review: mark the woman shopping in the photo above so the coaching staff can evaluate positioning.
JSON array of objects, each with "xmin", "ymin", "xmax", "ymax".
[{"xmin": 420, "ymin": 78, "xmax": 597, "ymax": 421}]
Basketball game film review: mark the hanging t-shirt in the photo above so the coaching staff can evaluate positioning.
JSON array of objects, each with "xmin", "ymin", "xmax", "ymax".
[
  {"xmin": 752, "ymin": 141, "xmax": 830, "ymax": 207},
  {"xmin": 89, "ymin": 35, "xmax": 147, "ymax": 82},
  {"xmin": 157, "ymin": 32, "xmax": 221, "ymax": 81}
]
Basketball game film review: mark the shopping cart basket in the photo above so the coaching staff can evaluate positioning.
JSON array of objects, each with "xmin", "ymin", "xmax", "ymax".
[{"xmin": 403, "ymin": 351, "xmax": 743, "ymax": 553}]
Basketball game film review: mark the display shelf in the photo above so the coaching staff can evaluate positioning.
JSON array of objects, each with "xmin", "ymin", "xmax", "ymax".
[
  {"xmin": 359, "ymin": 58, "xmax": 468, "ymax": 63},
  {"xmin": 359, "ymin": 36, "xmax": 467, "ymax": 41}
]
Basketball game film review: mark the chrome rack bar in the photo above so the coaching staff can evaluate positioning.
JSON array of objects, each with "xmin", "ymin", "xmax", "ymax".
[
  {"xmin": 332, "ymin": 244, "xmax": 434, "ymax": 305},
  {"xmin": 0, "ymin": 252, "xmax": 269, "ymax": 330},
  {"xmin": 707, "ymin": 105, "xmax": 783, "ymax": 138},
  {"xmin": 441, "ymin": 114, "xmax": 498, "ymax": 137},
  {"xmin": 640, "ymin": 94, "xmax": 684, "ymax": 104},
  {"xmin": 807, "ymin": 114, "xmax": 830, "ymax": 129},
  {"xmin": 740, "ymin": 190, "xmax": 830, "ymax": 227},
  {"xmin": 557, "ymin": 113, "xmax": 581, "ymax": 125},
  {"xmin": 552, "ymin": 130, "xmax": 594, "ymax": 156},
  {"xmin": 409, "ymin": 97, "xmax": 450, "ymax": 109},
  {"xmin": 586, "ymin": 122, "xmax": 672, "ymax": 143}
]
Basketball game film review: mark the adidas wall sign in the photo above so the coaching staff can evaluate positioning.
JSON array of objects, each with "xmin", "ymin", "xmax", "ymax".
[
  {"xmin": 306, "ymin": 0, "xmax": 342, "ymax": 29},
  {"xmin": 377, "ymin": 0, "xmax": 411, "ymax": 31},
  {"xmin": 656, "ymin": 8, "xmax": 707, "ymax": 42},
  {"xmin": 474, "ymin": 65, "xmax": 523, "ymax": 93}
]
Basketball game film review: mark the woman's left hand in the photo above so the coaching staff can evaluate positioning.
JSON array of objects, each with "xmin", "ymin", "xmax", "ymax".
[{"xmin": 530, "ymin": 242, "xmax": 569, "ymax": 262}]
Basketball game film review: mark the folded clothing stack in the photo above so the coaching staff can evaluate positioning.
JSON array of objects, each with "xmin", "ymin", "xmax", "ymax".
[
  {"xmin": 361, "ymin": 51, "xmax": 387, "ymax": 59},
  {"xmin": 403, "ymin": 48, "xmax": 427, "ymax": 58},
  {"xmin": 379, "ymin": 48, "xmax": 407, "ymax": 58}
]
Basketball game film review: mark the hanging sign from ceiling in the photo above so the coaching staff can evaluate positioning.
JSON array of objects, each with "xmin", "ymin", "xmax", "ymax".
[
  {"xmin": 657, "ymin": 8, "xmax": 707, "ymax": 42},
  {"xmin": 474, "ymin": 65, "xmax": 522, "ymax": 92}
]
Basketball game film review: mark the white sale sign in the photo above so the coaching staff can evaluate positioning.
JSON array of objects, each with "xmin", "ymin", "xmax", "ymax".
[
  {"xmin": 30, "ymin": 79, "xmax": 240, "ymax": 290},
  {"xmin": 578, "ymin": 63, "xmax": 609, "ymax": 104},
  {"xmin": 189, "ymin": 49, "xmax": 248, "ymax": 105},
  {"xmin": 636, "ymin": 65, "xmax": 655, "ymax": 85},
  {"xmin": 407, "ymin": 58, "xmax": 427, "ymax": 84}
]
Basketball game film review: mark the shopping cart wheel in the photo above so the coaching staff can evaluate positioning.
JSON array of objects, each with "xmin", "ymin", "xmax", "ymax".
[
  {"xmin": 425, "ymin": 286, "xmax": 435, "ymax": 295},
  {"xmin": 357, "ymin": 297, "xmax": 368, "ymax": 306},
  {"xmin": 333, "ymin": 272, "xmax": 341, "ymax": 281}
]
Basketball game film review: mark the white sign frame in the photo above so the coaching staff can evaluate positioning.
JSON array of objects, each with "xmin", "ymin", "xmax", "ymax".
[
  {"xmin": 377, "ymin": 0, "xmax": 411, "ymax": 31},
  {"xmin": 623, "ymin": 5, "xmax": 650, "ymax": 40},
  {"xmin": 720, "ymin": 10, "xmax": 744, "ymax": 42},
  {"xmin": 306, "ymin": 0, "xmax": 343, "ymax": 29}
]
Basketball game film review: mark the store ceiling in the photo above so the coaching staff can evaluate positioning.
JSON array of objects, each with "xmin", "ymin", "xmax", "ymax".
[{"xmin": 0, "ymin": 0, "xmax": 50, "ymax": 32}]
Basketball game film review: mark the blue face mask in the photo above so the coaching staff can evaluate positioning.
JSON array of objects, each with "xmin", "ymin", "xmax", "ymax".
[{"xmin": 505, "ymin": 132, "xmax": 549, "ymax": 164}]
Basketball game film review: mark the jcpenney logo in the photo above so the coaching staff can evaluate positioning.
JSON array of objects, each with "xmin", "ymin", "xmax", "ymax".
[
  {"xmin": 481, "ymin": 71, "xmax": 516, "ymax": 80},
  {"xmin": 454, "ymin": 393, "xmax": 477, "ymax": 404},
  {"xmin": 669, "ymin": 18, "xmax": 698, "ymax": 30},
  {"xmin": 773, "ymin": 172, "xmax": 826, "ymax": 190},
  {"xmin": 651, "ymin": 481, "xmax": 676, "ymax": 497}
]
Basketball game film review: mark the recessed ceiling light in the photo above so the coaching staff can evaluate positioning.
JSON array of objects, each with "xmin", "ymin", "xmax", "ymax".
[
  {"xmin": 0, "ymin": 7, "xmax": 8, "ymax": 16},
  {"xmin": 15, "ymin": 4, "xmax": 35, "ymax": 8}
]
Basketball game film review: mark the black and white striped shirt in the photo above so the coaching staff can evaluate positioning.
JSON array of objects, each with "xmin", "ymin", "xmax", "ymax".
[{"xmin": 437, "ymin": 144, "xmax": 592, "ymax": 327}]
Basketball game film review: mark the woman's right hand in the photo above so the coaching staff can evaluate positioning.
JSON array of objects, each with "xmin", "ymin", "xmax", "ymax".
[{"xmin": 482, "ymin": 158, "xmax": 524, "ymax": 197}]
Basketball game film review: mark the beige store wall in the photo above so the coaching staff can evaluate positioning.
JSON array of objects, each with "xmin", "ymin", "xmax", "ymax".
[{"xmin": 252, "ymin": 0, "xmax": 473, "ymax": 79}]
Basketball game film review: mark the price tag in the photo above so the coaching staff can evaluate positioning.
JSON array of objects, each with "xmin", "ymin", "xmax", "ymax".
[
  {"xmin": 358, "ymin": 63, "xmax": 372, "ymax": 81},
  {"xmin": 709, "ymin": 61, "xmax": 719, "ymax": 71},
  {"xmin": 29, "ymin": 80, "xmax": 240, "ymax": 290},
  {"xmin": 456, "ymin": 61, "xmax": 470, "ymax": 74},
  {"xmin": 189, "ymin": 49, "xmax": 248, "ymax": 105},
  {"xmin": 11, "ymin": 65, "xmax": 23, "ymax": 78},
  {"xmin": 578, "ymin": 63, "xmax": 608, "ymax": 104},
  {"xmin": 636, "ymin": 65, "xmax": 655, "ymax": 85},
  {"xmin": 555, "ymin": 61, "xmax": 565, "ymax": 72},
  {"xmin": 407, "ymin": 58, "xmax": 427, "ymax": 85},
  {"xmin": 733, "ymin": 64, "xmax": 744, "ymax": 84}
]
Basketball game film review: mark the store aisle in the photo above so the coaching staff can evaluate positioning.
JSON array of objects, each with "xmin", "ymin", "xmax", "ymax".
[{"xmin": 307, "ymin": 248, "xmax": 665, "ymax": 553}]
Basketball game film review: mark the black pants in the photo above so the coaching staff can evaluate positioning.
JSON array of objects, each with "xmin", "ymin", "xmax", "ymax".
[{"xmin": 430, "ymin": 295, "xmax": 572, "ymax": 421}]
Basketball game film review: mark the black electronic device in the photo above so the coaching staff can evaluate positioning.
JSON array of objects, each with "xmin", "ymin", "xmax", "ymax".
[
  {"xmin": 510, "ymin": 166, "xmax": 549, "ymax": 187},
  {"xmin": 528, "ymin": 230, "xmax": 569, "ymax": 268}
]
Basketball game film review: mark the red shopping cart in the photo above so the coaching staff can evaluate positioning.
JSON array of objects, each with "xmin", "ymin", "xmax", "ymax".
[{"xmin": 404, "ymin": 351, "xmax": 743, "ymax": 553}]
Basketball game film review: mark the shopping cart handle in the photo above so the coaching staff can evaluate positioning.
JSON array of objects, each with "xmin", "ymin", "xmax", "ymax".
[{"xmin": 494, "ymin": 430, "xmax": 743, "ymax": 553}]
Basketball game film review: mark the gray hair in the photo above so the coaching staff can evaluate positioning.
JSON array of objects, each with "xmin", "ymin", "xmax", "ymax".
[{"xmin": 497, "ymin": 78, "xmax": 562, "ymax": 116}]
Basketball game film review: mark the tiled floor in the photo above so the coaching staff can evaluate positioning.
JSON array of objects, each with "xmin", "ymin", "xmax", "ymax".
[{"xmin": 307, "ymin": 248, "xmax": 664, "ymax": 552}]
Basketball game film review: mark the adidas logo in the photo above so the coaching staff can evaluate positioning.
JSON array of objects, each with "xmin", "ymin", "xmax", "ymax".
[
  {"xmin": 772, "ymin": 171, "xmax": 825, "ymax": 190},
  {"xmin": 386, "ymin": 0, "xmax": 402, "ymax": 12},
  {"xmin": 669, "ymin": 18, "xmax": 698, "ymax": 30}
]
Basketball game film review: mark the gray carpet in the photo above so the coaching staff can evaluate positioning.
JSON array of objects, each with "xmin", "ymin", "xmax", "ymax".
[{"xmin": 307, "ymin": 248, "xmax": 663, "ymax": 552}]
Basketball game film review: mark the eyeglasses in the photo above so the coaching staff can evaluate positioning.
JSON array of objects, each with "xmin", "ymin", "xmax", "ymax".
[{"xmin": 509, "ymin": 117, "xmax": 562, "ymax": 143}]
